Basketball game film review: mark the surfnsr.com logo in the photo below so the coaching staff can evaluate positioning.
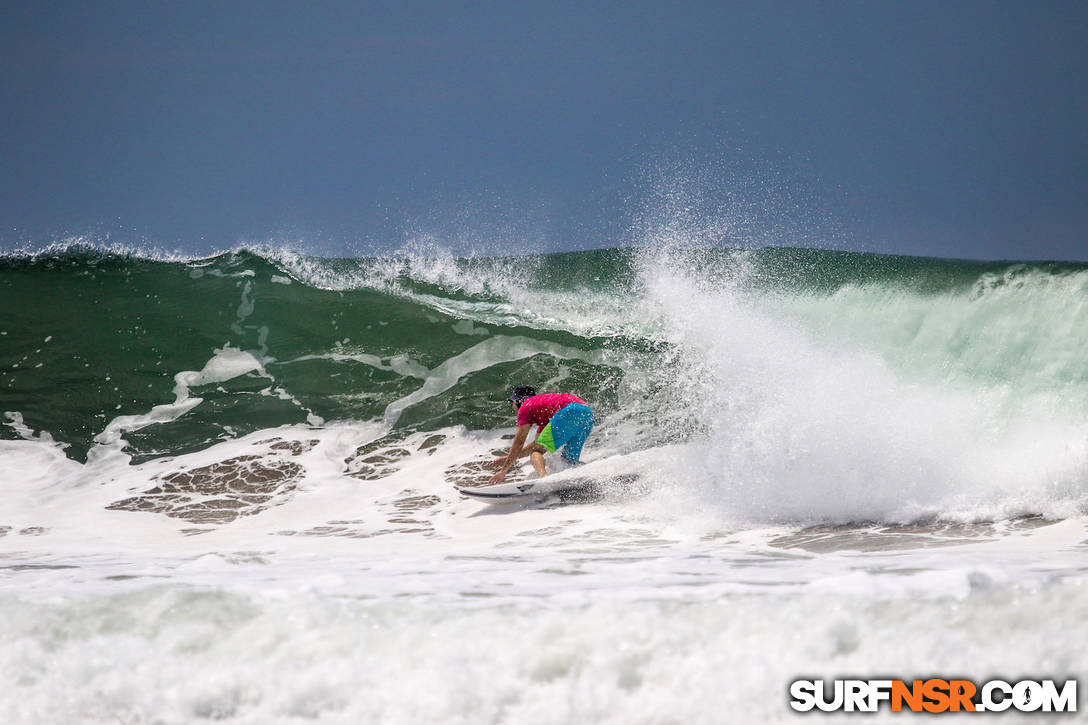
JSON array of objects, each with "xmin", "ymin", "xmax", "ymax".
[{"xmin": 789, "ymin": 679, "xmax": 1077, "ymax": 713}]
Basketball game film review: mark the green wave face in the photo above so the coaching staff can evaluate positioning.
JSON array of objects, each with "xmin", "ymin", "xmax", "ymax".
[
  {"xmin": 2, "ymin": 246, "xmax": 1087, "ymax": 466},
  {"xmin": 0, "ymin": 248, "xmax": 634, "ymax": 462}
]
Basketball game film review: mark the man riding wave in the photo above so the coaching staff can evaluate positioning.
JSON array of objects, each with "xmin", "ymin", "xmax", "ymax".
[{"xmin": 485, "ymin": 385, "xmax": 595, "ymax": 484}]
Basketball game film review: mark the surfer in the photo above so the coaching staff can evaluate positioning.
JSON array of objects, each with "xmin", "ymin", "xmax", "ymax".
[{"xmin": 485, "ymin": 385, "xmax": 595, "ymax": 484}]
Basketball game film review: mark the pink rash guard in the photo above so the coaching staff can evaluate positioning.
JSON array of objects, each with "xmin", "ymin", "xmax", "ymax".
[{"xmin": 516, "ymin": 393, "xmax": 586, "ymax": 432}]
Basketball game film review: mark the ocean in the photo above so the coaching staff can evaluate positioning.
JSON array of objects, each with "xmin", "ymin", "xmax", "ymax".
[{"xmin": 1, "ymin": 243, "xmax": 1085, "ymax": 722}]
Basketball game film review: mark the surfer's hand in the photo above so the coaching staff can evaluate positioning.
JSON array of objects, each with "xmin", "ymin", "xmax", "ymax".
[
  {"xmin": 488, "ymin": 469, "xmax": 507, "ymax": 485},
  {"xmin": 485, "ymin": 457, "xmax": 506, "ymax": 469}
]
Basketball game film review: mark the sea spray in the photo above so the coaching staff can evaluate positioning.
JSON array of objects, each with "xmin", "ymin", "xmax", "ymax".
[{"xmin": 632, "ymin": 246, "xmax": 1088, "ymax": 524}]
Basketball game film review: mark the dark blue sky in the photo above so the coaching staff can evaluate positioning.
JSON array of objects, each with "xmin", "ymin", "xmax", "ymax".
[{"xmin": 2, "ymin": 1, "xmax": 1086, "ymax": 259}]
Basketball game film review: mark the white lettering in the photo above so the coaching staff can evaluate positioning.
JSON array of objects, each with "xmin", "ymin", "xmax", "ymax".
[
  {"xmin": 789, "ymin": 680, "xmax": 817, "ymax": 712},
  {"xmin": 815, "ymin": 680, "xmax": 844, "ymax": 712},
  {"xmin": 845, "ymin": 680, "xmax": 869, "ymax": 712},
  {"xmin": 1013, "ymin": 680, "xmax": 1043, "ymax": 712},
  {"xmin": 868, "ymin": 680, "xmax": 893, "ymax": 711},
  {"xmin": 1040, "ymin": 680, "xmax": 1077, "ymax": 713},
  {"xmin": 981, "ymin": 680, "xmax": 1012, "ymax": 712}
]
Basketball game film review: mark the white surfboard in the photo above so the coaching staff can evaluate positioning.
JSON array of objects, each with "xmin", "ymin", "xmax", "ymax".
[
  {"xmin": 454, "ymin": 469, "xmax": 641, "ymax": 503},
  {"xmin": 455, "ymin": 476, "xmax": 580, "ymax": 501}
]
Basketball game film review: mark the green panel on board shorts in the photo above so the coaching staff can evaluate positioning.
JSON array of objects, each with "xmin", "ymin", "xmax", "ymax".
[{"xmin": 536, "ymin": 422, "xmax": 558, "ymax": 452}]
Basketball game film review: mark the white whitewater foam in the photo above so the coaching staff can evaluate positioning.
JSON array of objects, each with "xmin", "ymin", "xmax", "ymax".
[
  {"xmin": 633, "ymin": 249, "xmax": 1088, "ymax": 525},
  {"xmin": 2, "ymin": 402, "xmax": 1086, "ymax": 724},
  {"xmin": 1, "ymin": 418, "xmax": 1086, "ymax": 724},
  {"xmin": 1, "ymin": 578, "xmax": 1084, "ymax": 724}
]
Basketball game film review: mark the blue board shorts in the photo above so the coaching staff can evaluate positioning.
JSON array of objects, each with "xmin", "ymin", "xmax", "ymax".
[{"xmin": 535, "ymin": 403, "xmax": 594, "ymax": 463}]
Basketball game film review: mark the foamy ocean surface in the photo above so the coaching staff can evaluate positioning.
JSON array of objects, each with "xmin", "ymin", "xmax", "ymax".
[{"xmin": 1, "ymin": 242, "xmax": 1086, "ymax": 723}]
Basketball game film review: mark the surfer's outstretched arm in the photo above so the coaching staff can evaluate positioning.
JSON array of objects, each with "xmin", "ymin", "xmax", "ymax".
[{"xmin": 488, "ymin": 424, "xmax": 534, "ymax": 484}]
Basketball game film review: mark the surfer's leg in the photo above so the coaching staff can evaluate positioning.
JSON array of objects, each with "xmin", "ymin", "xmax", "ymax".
[
  {"xmin": 532, "ymin": 423, "xmax": 559, "ymax": 478},
  {"xmin": 529, "ymin": 449, "xmax": 547, "ymax": 478}
]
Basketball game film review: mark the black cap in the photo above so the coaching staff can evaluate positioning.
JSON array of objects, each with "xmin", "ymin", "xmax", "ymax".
[{"xmin": 506, "ymin": 385, "xmax": 536, "ymax": 405}]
